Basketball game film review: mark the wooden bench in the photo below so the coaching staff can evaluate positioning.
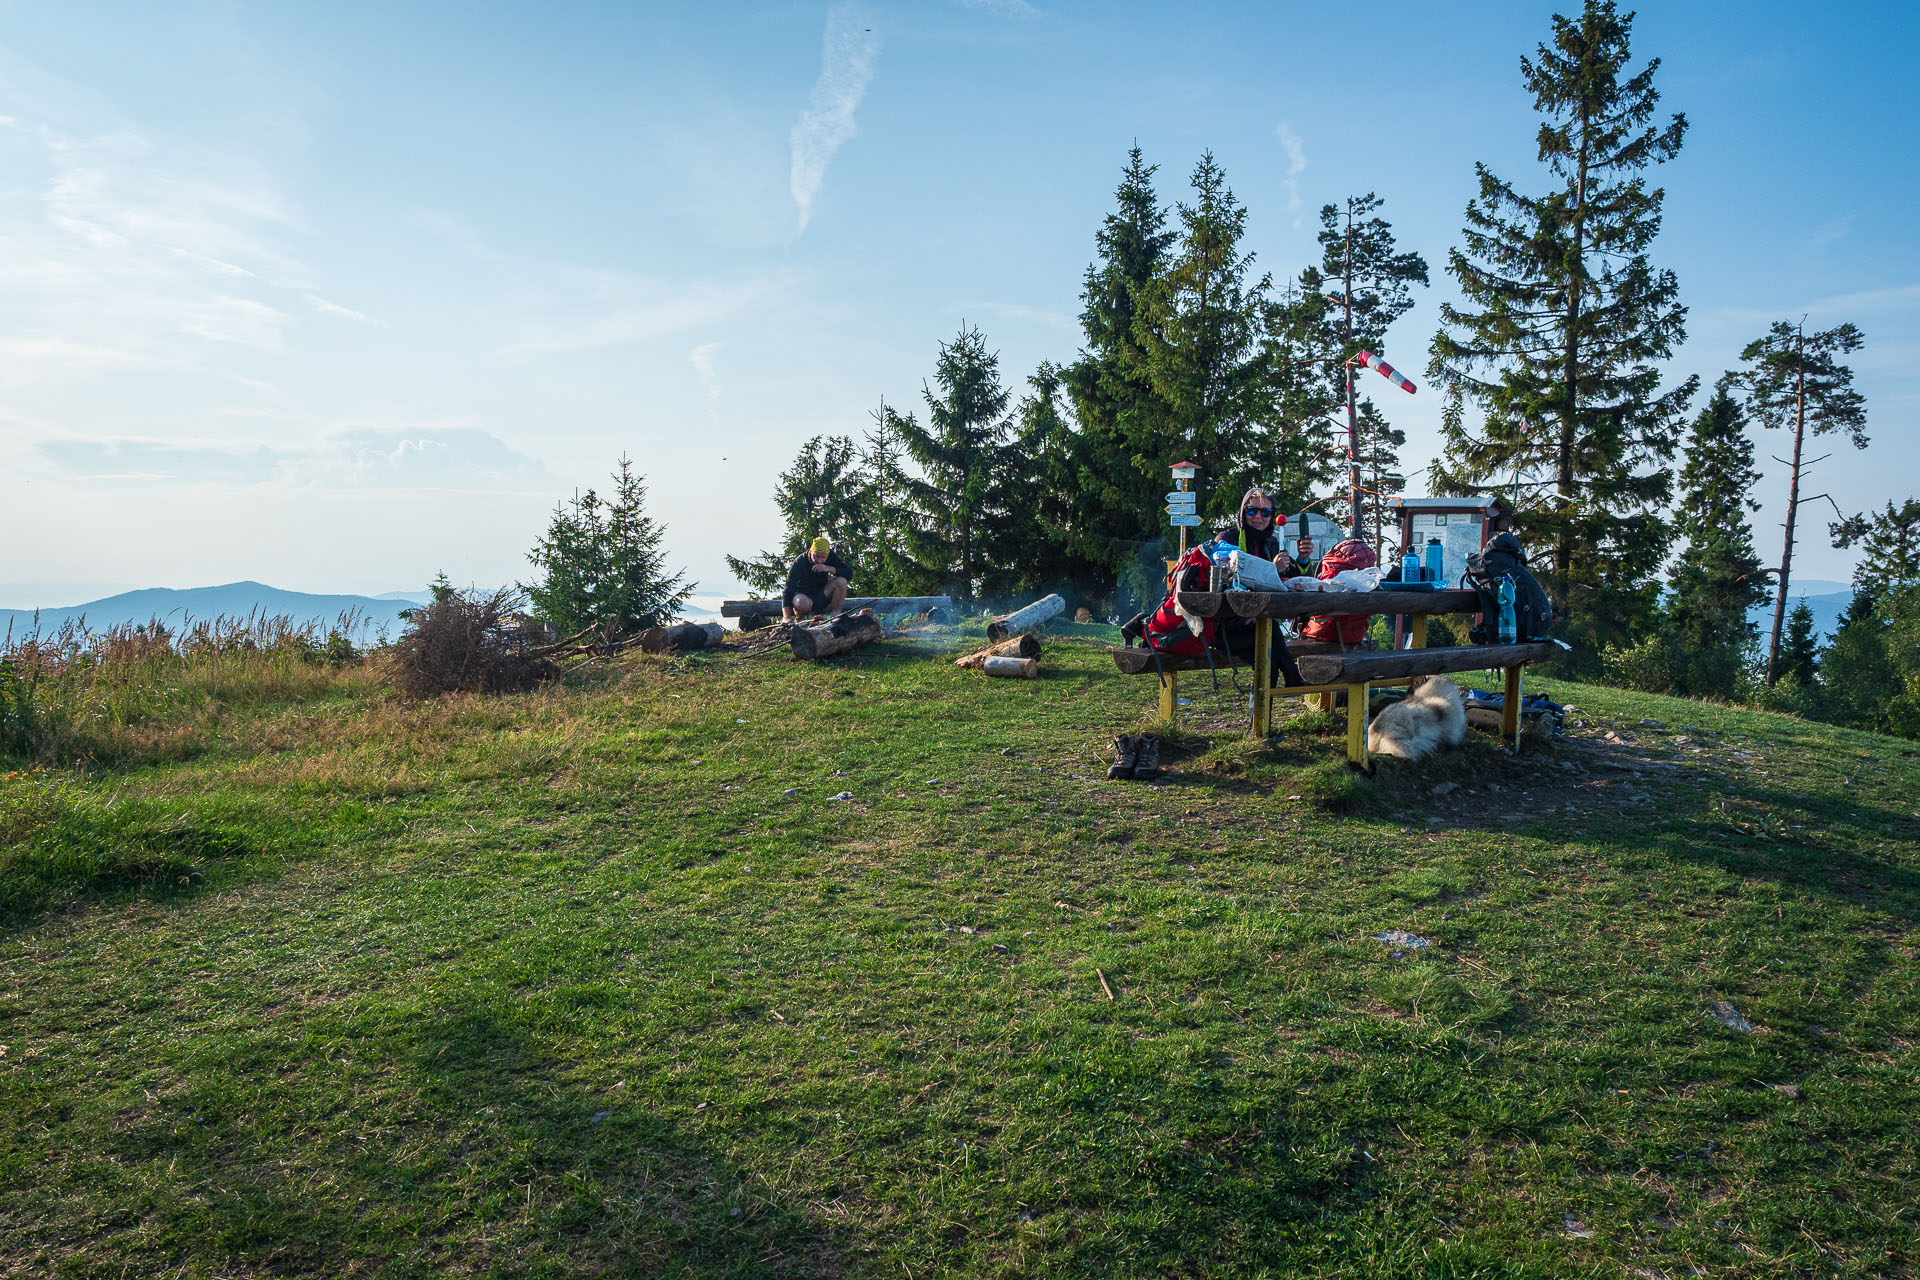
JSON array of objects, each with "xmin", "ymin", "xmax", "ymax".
[{"xmin": 1111, "ymin": 587, "xmax": 1570, "ymax": 766}]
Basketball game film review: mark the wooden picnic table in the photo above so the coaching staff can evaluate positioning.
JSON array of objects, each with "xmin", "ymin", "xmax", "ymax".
[{"xmin": 1113, "ymin": 587, "xmax": 1567, "ymax": 765}]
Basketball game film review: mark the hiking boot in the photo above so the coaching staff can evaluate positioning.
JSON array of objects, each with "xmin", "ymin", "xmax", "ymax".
[
  {"xmin": 1131, "ymin": 735, "xmax": 1162, "ymax": 781},
  {"xmin": 1119, "ymin": 612, "xmax": 1148, "ymax": 649},
  {"xmin": 1106, "ymin": 735, "xmax": 1139, "ymax": 780}
]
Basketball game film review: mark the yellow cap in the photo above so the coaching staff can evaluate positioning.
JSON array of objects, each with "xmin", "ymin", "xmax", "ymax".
[{"xmin": 809, "ymin": 536, "xmax": 832, "ymax": 555}]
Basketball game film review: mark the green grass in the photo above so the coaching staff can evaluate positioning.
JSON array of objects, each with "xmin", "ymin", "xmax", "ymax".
[{"xmin": 1, "ymin": 625, "xmax": 1915, "ymax": 1277}]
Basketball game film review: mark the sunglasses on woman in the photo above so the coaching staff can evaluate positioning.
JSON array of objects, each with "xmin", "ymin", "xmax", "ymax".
[{"xmin": 1244, "ymin": 507, "xmax": 1274, "ymax": 518}]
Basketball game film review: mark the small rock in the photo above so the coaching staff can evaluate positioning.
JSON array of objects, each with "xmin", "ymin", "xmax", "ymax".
[
  {"xmin": 1431, "ymin": 781, "xmax": 1458, "ymax": 797},
  {"xmin": 1563, "ymin": 1214, "xmax": 1592, "ymax": 1239},
  {"xmin": 1375, "ymin": 930, "xmax": 1431, "ymax": 949},
  {"xmin": 827, "ymin": 791, "xmax": 854, "ymax": 802},
  {"xmin": 589, "ymin": 1111, "xmax": 610, "ymax": 1124},
  {"xmin": 993, "ymin": 943, "xmax": 1009, "ymax": 954},
  {"xmin": 689, "ymin": 760, "xmax": 704, "ymax": 766},
  {"xmin": 1604, "ymin": 731, "xmax": 1625, "ymax": 744},
  {"xmin": 830, "ymin": 769, "xmax": 848, "ymax": 777},
  {"xmin": 1000, "ymin": 747, "xmax": 1016, "ymax": 756},
  {"xmin": 694, "ymin": 1101, "xmax": 709, "ymax": 1111},
  {"xmin": 1708, "ymin": 1000, "xmax": 1756, "ymax": 1033},
  {"xmin": 959, "ymin": 926, "xmax": 976, "ymax": 934},
  {"xmin": 1639, "ymin": 719, "xmax": 1664, "ymax": 729},
  {"xmin": 926, "ymin": 779, "xmax": 942, "ymax": 786},
  {"xmin": 1771, "ymin": 1083, "xmax": 1802, "ymax": 1099},
  {"xmin": 783, "ymin": 788, "xmax": 801, "ymax": 797}
]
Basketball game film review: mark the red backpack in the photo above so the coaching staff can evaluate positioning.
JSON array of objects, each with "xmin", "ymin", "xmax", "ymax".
[
  {"xmin": 1143, "ymin": 545, "xmax": 1217, "ymax": 658},
  {"xmin": 1300, "ymin": 539, "xmax": 1378, "ymax": 646}
]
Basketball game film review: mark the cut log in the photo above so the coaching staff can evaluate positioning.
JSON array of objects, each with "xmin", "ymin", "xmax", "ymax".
[
  {"xmin": 954, "ymin": 634, "xmax": 1042, "ymax": 668},
  {"xmin": 788, "ymin": 609, "xmax": 882, "ymax": 660},
  {"xmin": 636, "ymin": 621, "xmax": 724, "ymax": 653},
  {"xmin": 1295, "ymin": 639, "xmax": 1566, "ymax": 686},
  {"xmin": 1177, "ymin": 588, "xmax": 1481, "ymax": 620},
  {"xmin": 986, "ymin": 593, "xmax": 1066, "ymax": 641},
  {"xmin": 981, "ymin": 655, "xmax": 1038, "ymax": 678},
  {"xmin": 721, "ymin": 595, "xmax": 951, "ymax": 619}
]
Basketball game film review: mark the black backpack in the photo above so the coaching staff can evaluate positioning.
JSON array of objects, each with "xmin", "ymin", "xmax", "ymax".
[{"xmin": 1464, "ymin": 533, "xmax": 1553, "ymax": 644}]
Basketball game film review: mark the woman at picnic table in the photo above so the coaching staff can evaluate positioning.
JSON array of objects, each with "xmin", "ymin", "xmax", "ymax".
[{"xmin": 1213, "ymin": 486, "xmax": 1306, "ymax": 686}]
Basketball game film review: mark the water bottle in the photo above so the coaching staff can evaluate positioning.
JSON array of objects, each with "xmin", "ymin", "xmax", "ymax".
[
  {"xmin": 1424, "ymin": 537, "xmax": 1445, "ymax": 585},
  {"xmin": 1400, "ymin": 550, "xmax": 1422, "ymax": 584},
  {"xmin": 1497, "ymin": 575, "xmax": 1517, "ymax": 644}
]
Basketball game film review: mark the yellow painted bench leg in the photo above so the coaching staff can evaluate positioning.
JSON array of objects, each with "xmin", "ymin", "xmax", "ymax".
[
  {"xmin": 1346, "ymin": 681, "xmax": 1371, "ymax": 766},
  {"xmin": 1159, "ymin": 667, "xmax": 1178, "ymax": 724},
  {"xmin": 1253, "ymin": 618, "xmax": 1272, "ymax": 737},
  {"xmin": 1502, "ymin": 664, "xmax": 1523, "ymax": 751},
  {"xmin": 1411, "ymin": 615, "xmax": 1427, "ymax": 649}
]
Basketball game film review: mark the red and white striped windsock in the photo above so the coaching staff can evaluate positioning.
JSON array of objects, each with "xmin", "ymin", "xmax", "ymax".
[{"xmin": 1355, "ymin": 350, "xmax": 1416, "ymax": 395}]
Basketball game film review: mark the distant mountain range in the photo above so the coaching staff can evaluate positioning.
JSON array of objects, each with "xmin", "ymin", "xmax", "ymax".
[{"xmin": 0, "ymin": 582, "xmax": 728, "ymax": 641}]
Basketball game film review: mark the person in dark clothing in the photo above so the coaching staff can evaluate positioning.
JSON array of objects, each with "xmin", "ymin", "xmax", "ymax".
[
  {"xmin": 1211, "ymin": 486, "xmax": 1306, "ymax": 687},
  {"xmin": 783, "ymin": 536, "xmax": 852, "ymax": 621}
]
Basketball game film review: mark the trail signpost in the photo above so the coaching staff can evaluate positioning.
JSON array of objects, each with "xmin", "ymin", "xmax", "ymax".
[{"xmin": 1169, "ymin": 461, "xmax": 1198, "ymax": 558}]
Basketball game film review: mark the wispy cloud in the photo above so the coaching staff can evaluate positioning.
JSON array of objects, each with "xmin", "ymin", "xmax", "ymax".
[
  {"xmin": 688, "ymin": 342, "xmax": 722, "ymax": 400},
  {"xmin": 0, "ymin": 106, "xmax": 376, "ymax": 380},
  {"xmin": 789, "ymin": 5, "xmax": 881, "ymax": 234},
  {"xmin": 1274, "ymin": 122, "xmax": 1307, "ymax": 214},
  {"xmin": 957, "ymin": 0, "xmax": 1041, "ymax": 15},
  {"xmin": 39, "ymin": 426, "xmax": 553, "ymax": 491},
  {"xmin": 509, "ymin": 275, "xmax": 788, "ymax": 356}
]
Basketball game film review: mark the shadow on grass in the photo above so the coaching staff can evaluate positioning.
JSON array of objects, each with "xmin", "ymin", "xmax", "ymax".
[{"xmin": 76, "ymin": 1003, "xmax": 847, "ymax": 1279}]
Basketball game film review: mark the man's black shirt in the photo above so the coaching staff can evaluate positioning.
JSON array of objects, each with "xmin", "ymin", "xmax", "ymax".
[{"xmin": 783, "ymin": 551, "xmax": 852, "ymax": 603}]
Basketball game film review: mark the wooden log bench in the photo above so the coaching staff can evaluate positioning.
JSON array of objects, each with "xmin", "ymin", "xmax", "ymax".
[{"xmin": 1111, "ymin": 587, "xmax": 1570, "ymax": 766}]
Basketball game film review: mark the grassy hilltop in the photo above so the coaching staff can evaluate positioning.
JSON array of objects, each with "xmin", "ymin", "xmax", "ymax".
[{"xmin": 1, "ymin": 623, "xmax": 1916, "ymax": 1278}]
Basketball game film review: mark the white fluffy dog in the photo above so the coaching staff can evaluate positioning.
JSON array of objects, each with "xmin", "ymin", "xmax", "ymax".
[{"xmin": 1367, "ymin": 675, "xmax": 1467, "ymax": 761}]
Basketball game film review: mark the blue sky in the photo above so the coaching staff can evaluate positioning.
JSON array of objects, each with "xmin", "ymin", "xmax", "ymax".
[{"xmin": 2, "ymin": 0, "xmax": 1913, "ymax": 606}]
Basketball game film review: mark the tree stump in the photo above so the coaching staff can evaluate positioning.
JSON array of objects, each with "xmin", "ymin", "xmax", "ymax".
[
  {"xmin": 637, "ymin": 621, "xmax": 724, "ymax": 653},
  {"xmin": 788, "ymin": 609, "xmax": 882, "ymax": 660}
]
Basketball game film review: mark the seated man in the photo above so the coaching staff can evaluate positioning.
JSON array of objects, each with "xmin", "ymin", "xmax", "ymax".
[{"xmin": 783, "ymin": 536, "xmax": 852, "ymax": 621}]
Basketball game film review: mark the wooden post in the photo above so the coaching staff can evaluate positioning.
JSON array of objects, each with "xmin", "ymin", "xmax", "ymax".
[
  {"xmin": 1158, "ymin": 668, "xmax": 1178, "ymax": 723},
  {"xmin": 1410, "ymin": 614, "xmax": 1428, "ymax": 649},
  {"xmin": 1253, "ymin": 618, "xmax": 1273, "ymax": 736},
  {"xmin": 1346, "ymin": 681, "xmax": 1371, "ymax": 766},
  {"xmin": 1502, "ymin": 664, "xmax": 1523, "ymax": 750}
]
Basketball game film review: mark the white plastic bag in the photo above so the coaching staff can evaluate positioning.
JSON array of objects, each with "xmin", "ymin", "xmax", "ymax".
[{"xmin": 1329, "ymin": 567, "xmax": 1380, "ymax": 592}]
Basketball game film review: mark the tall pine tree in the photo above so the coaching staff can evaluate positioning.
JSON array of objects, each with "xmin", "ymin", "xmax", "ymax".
[
  {"xmin": 1134, "ymin": 152, "xmax": 1278, "ymax": 515},
  {"xmin": 1428, "ymin": 0, "xmax": 1695, "ymax": 661},
  {"xmin": 1665, "ymin": 381, "xmax": 1767, "ymax": 695},
  {"xmin": 1736, "ymin": 318, "xmax": 1868, "ymax": 684},
  {"xmin": 1832, "ymin": 498, "xmax": 1920, "ymax": 596},
  {"xmin": 1299, "ymin": 194, "xmax": 1428, "ymax": 535},
  {"xmin": 883, "ymin": 324, "xmax": 1014, "ymax": 602},
  {"xmin": 1059, "ymin": 148, "xmax": 1179, "ymax": 586}
]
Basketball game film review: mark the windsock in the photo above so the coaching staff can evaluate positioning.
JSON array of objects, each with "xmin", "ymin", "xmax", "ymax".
[{"xmin": 1355, "ymin": 350, "xmax": 1416, "ymax": 395}]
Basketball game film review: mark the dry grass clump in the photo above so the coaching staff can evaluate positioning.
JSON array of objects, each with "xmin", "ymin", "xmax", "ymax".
[
  {"xmin": 1, "ymin": 612, "xmax": 367, "ymax": 766},
  {"xmin": 380, "ymin": 588, "xmax": 559, "ymax": 699}
]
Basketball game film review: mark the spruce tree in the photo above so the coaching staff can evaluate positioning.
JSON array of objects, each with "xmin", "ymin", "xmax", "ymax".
[
  {"xmin": 1831, "ymin": 498, "xmax": 1918, "ymax": 597},
  {"xmin": 1736, "ymin": 318, "xmax": 1867, "ymax": 684},
  {"xmin": 1134, "ymin": 152, "xmax": 1279, "ymax": 512},
  {"xmin": 1000, "ymin": 363, "xmax": 1105, "ymax": 603},
  {"xmin": 1059, "ymin": 148, "xmax": 1179, "ymax": 581},
  {"xmin": 883, "ymin": 324, "xmax": 1014, "ymax": 601},
  {"xmin": 1428, "ymin": 0, "xmax": 1695, "ymax": 661},
  {"xmin": 1776, "ymin": 600, "xmax": 1820, "ymax": 687},
  {"xmin": 1665, "ymin": 381, "xmax": 1767, "ymax": 693},
  {"xmin": 1299, "ymin": 194, "xmax": 1428, "ymax": 535},
  {"xmin": 525, "ymin": 457, "xmax": 691, "ymax": 636},
  {"xmin": 725, "ymin": 435, "xmax": 876, "ymax": 594}
]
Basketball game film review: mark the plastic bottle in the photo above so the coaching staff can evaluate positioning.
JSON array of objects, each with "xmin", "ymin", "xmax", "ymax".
[
  {"xmin": 1400, "ymin": 549, "xmax": 1421, "ymax": 584},
  {"xmin": 1424, "ymin": 537, "xmax": 1445, "ymax": 584},
  {"xmin": 1497, "ymin": 575, "xmax": 1517, "ymax": 644},
  {"xmin": 1210, "ymin": 540, "xmax": 1235, "ymax": 592}
]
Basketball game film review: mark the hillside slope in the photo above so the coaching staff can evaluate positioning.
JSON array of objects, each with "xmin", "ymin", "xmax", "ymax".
[{"xmin": 1, "ymin": 629, "xmax": 1914, "ymax": 1277}]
